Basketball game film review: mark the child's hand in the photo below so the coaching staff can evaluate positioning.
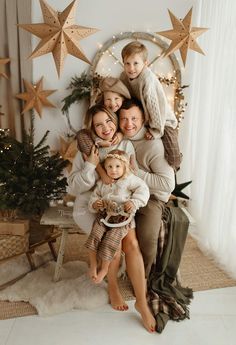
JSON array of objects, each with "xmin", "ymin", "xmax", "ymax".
[
  {"xmin": 124, "ymin": 200, "xmax": 134, "ymax": 213},
  {"xmin": 111, "ymin": 132, "xmax": 123, "ymax": 145},
  {"xmin": 96, "ymin": 139, "xmax": 111, "ymax": 148},
  {"xmin": 145, "ymin": 130, "xmax": 154, "ymax": 140},
  {"xmin": 92, "ymin": 199, "xmax": 104, "ymax": 211},
  {"xmin": 83, "ymin": 145, "xmax": 99, "ymax": 166}
]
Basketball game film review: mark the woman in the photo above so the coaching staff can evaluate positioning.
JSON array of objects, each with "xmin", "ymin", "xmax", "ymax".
[{"xmin": 68, "ymin": 104, "xmax": 156, "ymax": 333}]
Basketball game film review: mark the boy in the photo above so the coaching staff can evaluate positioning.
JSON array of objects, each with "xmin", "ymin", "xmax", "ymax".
[{"xmin": 120, "ymin": 41, "xmax": 182, "ymax": 170}]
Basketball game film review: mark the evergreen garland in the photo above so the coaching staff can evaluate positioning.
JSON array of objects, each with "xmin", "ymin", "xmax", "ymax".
[{"xmin": 61, "ymin": 72, "xmax": 102, "ymax": 114}]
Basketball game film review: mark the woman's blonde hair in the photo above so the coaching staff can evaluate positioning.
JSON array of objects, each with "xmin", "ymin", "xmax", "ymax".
[
  {"xmin": 121, "ymin": 41, "xmax": 148, "ymax": 62},
  {"xmin": 84, "ymin": 104, "xmax": 118, "ymax": 134},
  {"xmin": 104, "ymin": 149, "xmax": 130, "ymax": 178}
]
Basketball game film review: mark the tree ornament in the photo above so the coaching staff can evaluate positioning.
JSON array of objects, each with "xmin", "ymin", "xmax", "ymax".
[
  {"xmin": 157, "ymin": 8, "xmax": 208, "ymax": 66},
  {"xmin": 16, "ymin": 77, "xmax": 57, "ymax": 117},
  {"xmin": 58, "ymin": 136, "xmax": 78, "ymax": 172},
  {"xmin": 0, "ymin": 58, "xmax": 10, "ymax": 79},
  {"xmin": 18, "ymin": 0, "xmax": 99, "ymax": 77}
]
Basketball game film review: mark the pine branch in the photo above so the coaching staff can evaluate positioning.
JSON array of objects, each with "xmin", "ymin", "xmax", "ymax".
[{"xmin": 61, "ymin": 72, "xmax": 102, "ymax": 114}]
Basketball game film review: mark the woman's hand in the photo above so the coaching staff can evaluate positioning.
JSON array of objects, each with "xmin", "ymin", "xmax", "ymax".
[
  {"xmin": 124, "ymin": 200, "xmax": 134, "ymax": 213},
  {"xmin": 129, "ymin": 154, "xmax": 137, "ymax": 173},
  {"xmin": 83, "ymin": 145, "xmax": 99, "ymax": 166},
  {"xmin": 92, "ymin": 199, "xmax": 104, "ymax": 211}
]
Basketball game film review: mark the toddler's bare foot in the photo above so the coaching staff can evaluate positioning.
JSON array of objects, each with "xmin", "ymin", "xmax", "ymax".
[
  {"xmin": 88, "ymin": 265, "xmax": 97, "ymax": 282},
  {"xmin": 94, "ymin": 267, "xmax": 108, "ymax": 284},
  {"xmin": 108, "ymin": 285, "xmax": 129, "ymax": 311},
  {"xmin": 135, "ymin": 301, "xmax": 156, "ymax": 333}
]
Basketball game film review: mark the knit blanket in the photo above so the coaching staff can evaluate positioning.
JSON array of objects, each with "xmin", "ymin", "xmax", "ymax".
[{"xmin": 148, "ymin": 206, "xmax": 193, "ymax": 333}]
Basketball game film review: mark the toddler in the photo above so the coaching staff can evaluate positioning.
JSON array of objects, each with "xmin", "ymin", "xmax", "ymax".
[
  {"xmin": 85, "ymin": 149, "xmax": 149, "ymax": 284},
  {"xmin": 120, "ymin": 41, "xmax": 182, "ymax": 170}
]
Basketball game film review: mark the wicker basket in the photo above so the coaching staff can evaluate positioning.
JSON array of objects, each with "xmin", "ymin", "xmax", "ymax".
[
  {"xmin": 0, "ymin": 219, "xmax": 29, "ymax": 260},
  {"xmin": 0, "ymin": 233, "xmax": 29, "ymax": 260}
]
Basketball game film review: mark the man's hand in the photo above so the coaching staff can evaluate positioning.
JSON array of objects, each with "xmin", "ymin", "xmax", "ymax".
[
  {"xmin": 92, "ymin": 199, "xmax": 104, "ymax": 211},
  {"xmin": 124, "ymin": 200, "xmax": 135, "ymax": 213}
]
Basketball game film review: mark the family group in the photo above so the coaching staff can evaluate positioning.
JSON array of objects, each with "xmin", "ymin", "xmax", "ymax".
[{"xmin": 68, "ymin": 40, "xmax": 182, "ymax": 333}]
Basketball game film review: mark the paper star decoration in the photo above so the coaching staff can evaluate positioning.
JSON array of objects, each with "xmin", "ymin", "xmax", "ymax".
[
  {"xmin": 18, "ymin": 0, "xmax": 99, "ymax": 77},
  {"xmin": 172, "ymin": 180, "xmax": 192, "ymax": 200},
  {"xmin": 0, "ymin": 58, "xmax": 10, "ymax": 79},
  {"xmin": 16, "ymin": 77, "xmax": 57, "ymax": 117},
  {"xmin": 157, "ymin": 8, "xmax": 208, "ymax": 66},
  {"xmin": 58, "ymin": 137, "xmax": 78, "ymax": 172},
  {"xmin": 171, "ymin": 177, "xmax": 192, "ymax": 207}
]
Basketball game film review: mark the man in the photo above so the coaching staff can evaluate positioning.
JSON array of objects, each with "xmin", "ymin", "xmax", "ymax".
[{"xmin": 118, "ymin": 98, "xmax": 175, "ymax": 276}]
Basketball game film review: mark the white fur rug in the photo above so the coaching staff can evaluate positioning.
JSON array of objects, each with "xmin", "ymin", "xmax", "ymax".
[
  {"xmin": 0, "ymin": 260, "xmax": 108, "ymax": 316},
  {"xmin": 0, "ymin": 250, "xmax": 52, "ymax": 286}
]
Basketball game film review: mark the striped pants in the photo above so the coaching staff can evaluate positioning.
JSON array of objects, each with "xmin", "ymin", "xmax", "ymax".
[{"xmin": 85, "ymin": 215, "xmax": 135, "ymax": 261}]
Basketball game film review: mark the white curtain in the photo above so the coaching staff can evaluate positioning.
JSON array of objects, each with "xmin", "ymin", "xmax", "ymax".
[{"xmin": 183, "ymin": 0, "xmax": 236, "ymax": 278}]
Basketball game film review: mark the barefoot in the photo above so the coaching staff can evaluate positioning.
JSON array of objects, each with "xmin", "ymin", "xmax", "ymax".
[
  {"xmin": 108, "ymin": 285, "xmax": 129, "ymax": 311},
  {"xmin": 94, "ymin": 267, "xmax": 108, "ymax": 284},
  {"xmin": 135, "ymin": 301, "xmax": 156, "ymax": 333},
  {"xmin": 88, "ymin": 265, "xmax": 97, "ymax": 282}
]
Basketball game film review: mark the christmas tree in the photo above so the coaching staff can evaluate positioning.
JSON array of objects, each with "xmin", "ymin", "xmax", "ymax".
[{"xmin": 0, "ymin": 127, "xmax": 68, "ymax": 218}]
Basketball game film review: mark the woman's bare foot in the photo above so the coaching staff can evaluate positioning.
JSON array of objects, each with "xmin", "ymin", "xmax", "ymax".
[
  {"xmin": 94, "ymin": 267, "xmax": 108, "ymax": 284},
  {"xmin": 108, "ymin": 285, "xmax": 129, "ymax": 311},
  {"xmin": 135, "ymin": 301, "xmax": 156, "ymax": 333}
]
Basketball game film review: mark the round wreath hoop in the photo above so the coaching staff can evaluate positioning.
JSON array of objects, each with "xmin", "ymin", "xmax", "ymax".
[{"xmin": 62, "ymin": 32, "xmax": 187, "ymax": 132}]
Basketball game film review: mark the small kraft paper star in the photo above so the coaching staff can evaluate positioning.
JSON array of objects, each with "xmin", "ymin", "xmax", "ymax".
[
  {"xmin": 18, "ymin": 0, "xmax": 99, "ymax": 77},
  {"xmin": 157, "ymin": 8, "xmax": 208, "ymax": 66},
  {"xmin": 58, "ymin": 137, "xmax": 78, "ymax": 172},
  {"xmin": 16, "ymin": 77, "xmax": 57, "ymax": 117},
  {"xmin": 0, "ymin": 58, "xmax": 10, "ymax": 79}
]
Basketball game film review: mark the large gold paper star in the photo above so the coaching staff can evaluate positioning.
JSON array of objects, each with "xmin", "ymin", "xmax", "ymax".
[
  {"xmin": 0, "ymin": 58, "xmax": 10, "ymax": 79},
  {"xmin": 18, "ymin": 0, "xmax": 99, "ymax": 77},
  {"xmin": 157, "ymin": 8, "xmax": 208, "ymax": 66},
  {"xmin": 16, "ymin": 77, "xmax": 57, "ymax": 117},
  {"xmin": 58, "ymin": 137, "xmax": 78, "ymax": 172}
]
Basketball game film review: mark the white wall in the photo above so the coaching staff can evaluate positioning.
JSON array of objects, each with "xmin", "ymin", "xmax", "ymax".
[{"xmin": 32, "ymin": 0, "xmax": 203, "ymax": 184}]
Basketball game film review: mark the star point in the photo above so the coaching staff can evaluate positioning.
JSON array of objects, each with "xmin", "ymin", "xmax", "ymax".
[
  {"xmin": 157, "ymin": 8, "xmax": 209, "ymax": 66},
  {"xmin": 58, "ymin": 137, "xmax": 78, "ymax": 172},
  {"xmin": 18, "ymin": 0, "xmax": 99, "ymax": 77},
  {"xmin": 16, "ymin": 77, "xmax": 57, "ymax": 117},
  {"xmin": 0, "ymin": 58, "xmax": 10, "ymax": 79}
]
